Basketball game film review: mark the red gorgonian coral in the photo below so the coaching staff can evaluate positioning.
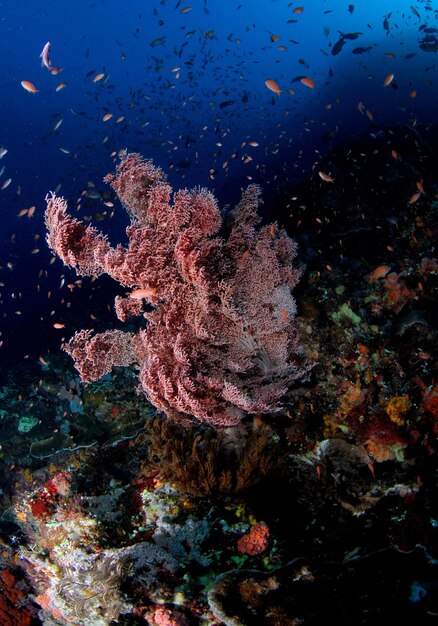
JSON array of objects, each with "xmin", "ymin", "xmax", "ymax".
[{"xmin": 45, "ymin": 152, "xmax": 307, "ymax": 427}]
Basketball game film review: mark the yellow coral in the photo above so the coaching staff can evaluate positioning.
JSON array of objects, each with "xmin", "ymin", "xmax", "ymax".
[{"xmin": 385, "ymin": 395, "xmax": 411, "ymax": 426}]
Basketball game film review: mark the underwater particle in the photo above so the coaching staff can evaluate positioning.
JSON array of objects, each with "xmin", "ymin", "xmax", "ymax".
[
  {"xmin": 385, "ymin": 395, "xmax": 411, "ymax": 426},
  {"xmin": 300, "ymin": 76, "xmax": 316, "ymax": 89},
  {"xmin": 264, "ymin": 79, "xmax": 281, "ymax": 95},
  {"xmin": 18, "ymin": 416, "xmax": 39, "ymax": 433},
  {"xmin": 21, "ymin": 80, "xmax": 39, "ymax": 93},
  {"xmin": 237, "ymin": 522, "xmax": 270, "ymax": 556}
]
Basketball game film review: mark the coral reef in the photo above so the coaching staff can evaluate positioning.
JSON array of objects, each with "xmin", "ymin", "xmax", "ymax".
[{"xmin": 0, "ymin": 126, "xmax": 436, "ymax": 625}]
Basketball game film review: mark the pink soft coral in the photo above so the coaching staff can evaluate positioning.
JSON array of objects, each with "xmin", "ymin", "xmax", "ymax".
[{"xmin": 45, "ymin": 152, "xmax": 307, "ymax": 427}]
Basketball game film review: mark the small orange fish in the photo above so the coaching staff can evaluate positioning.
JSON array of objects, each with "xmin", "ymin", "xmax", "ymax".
[
  {"xmin": 21, "ymin": 80, "xmax": 39, "ymax": 93},
  {"xmin": 300, "ymin": 77, "xmax": 316, "ymax": 89},
  {"xmin": 55, "ymin": 82, "xmax": 67, "ymax": 92},
  {"xmin": 391, "ymin": 149, "xmax": 399, "ymax": 160},
  {"xmin": 416, "ymin": 180, "xmax": 425, "ymax": 194},
  {"xmin": 102, "ymin": 113, "xmax": 113, "ymax": 121},
  {"xmin": 357, "ymin": 101, "xmax": 365, "ymax": 114},
  {"xmin": 53, "ymin": 323, "xmax": 65, "ymax": 329},
  {"xmin": 269, "ymin": 33, "xmax": 280, "ymax": 42},
  {"xmin": 293, "ymin": 6, "xmax": 304, "ymax": 13},
  {"xmin": 180, "ymin": 5, "xmax": 192, "ymax": 13},
  {"xmin": 318, "ymin": 171, "xmax": 334, "ymax": 183},
  {"xmin": 383, "ymin": 73, "xmax": 395, "ymax": 87},
  {"xmin": 265, "ymin": 79, "xmax": 281, "ymax": 95},
  {"xmin": 280, "ymin": 309, "xmax": 289, "ymax": 322},
  {"xmin": 129, "ymin": 287, "xmax": 157, "ymax": 299},
  {"xmin": 365, "ymin": 108, "xmax": 374, "ymax": 121},
  {"xmin": 408, "ymin": 191, "xmax": 421, "ymax": 204},
  {"xmin": 409, "ymin": 90, "xmax": 417, "ymax": 99},
  {"xmin": 368, "ymin": 265, "xmax": 391, "ymax": 283},
  {"xmin": 93, "ymin": 72, "xmax": 105, "ymax": 82}
]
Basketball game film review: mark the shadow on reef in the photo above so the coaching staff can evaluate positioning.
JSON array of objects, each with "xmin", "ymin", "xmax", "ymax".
[
  {"xmin": 0, "ymin": 123, "xmax": 436, "ymax": 625},
  {"xmin": 209, "ymin": 547, "xmax": 438, "ymax": 626}
]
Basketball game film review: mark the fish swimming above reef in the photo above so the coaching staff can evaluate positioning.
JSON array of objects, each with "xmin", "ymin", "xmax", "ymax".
[
  {"xmin": 331, "ymin": 37, "xmax": 346, "ymax": 56},
  {"xmin": 352, "ymin": 46, "xmax": 374, "ymax": 54}
]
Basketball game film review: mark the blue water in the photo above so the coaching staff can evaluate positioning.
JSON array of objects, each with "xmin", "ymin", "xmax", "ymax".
[{"xmin": 0, "ymin": 0, "xmax": 437, "ymax": 374}]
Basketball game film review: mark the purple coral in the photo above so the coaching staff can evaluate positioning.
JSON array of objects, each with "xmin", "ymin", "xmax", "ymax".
[{"xmin": 45, "ymin": 152, "xmax": 307, "ymax": 427}]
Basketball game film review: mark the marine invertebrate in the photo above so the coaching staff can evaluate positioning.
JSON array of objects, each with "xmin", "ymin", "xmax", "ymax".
[
  {"xmin": 237, "ymin": 522, "xmax": 270, "ymax": 556},
  {"xmin": 152, "ymin": 606, "xmax": 190, "ymax": 626},
  {"xmin": 146, "ymin": 418, "xmax": 282, "ymax": 496},
  {"xmin": 45, "ymin": 152, "xmax": 307, "ymax": 427},
  {"xmin": 0, "ymin": 568, "xmax": 36, "ymax": 626},
  {"xmin": 385, "ymin": 395, "xmax": 411, "ymax": 426}
]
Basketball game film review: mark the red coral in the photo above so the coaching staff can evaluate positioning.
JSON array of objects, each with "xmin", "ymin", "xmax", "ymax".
[
  {"xmin": 30, "ymin": 498, "xmax": 50, "ymax": 518},
  {"xmin": 422, "ymin": 385, "xmax": 438, "ymax": 434},
  {"xmin": 237, "ymin": 522, "xmax": 270, "ymax": 556},
  {"xmin": 0, "ymin": 569, "xmax": 35, "ymax": 626},
  {"xmin": 45, "ymin": 153, "xmax": 307, "ymax": 427},
  {"xmin": 382, "ymin": 272, "xmax": 415, "ymax": 313}
]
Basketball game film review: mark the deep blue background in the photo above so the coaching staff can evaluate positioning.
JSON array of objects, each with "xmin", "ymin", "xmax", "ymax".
[{"xmin": 0, "ymin": 0, "xmax": 436, "ymax": 375}]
